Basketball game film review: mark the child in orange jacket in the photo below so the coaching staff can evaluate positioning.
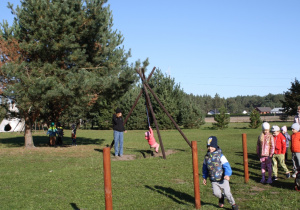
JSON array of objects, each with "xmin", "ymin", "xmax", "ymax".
[
  {"xmin": 291, "ymin": 123, "xmax": 300, "ymax": 177},
  {"xmin": 145, "ymin": 126, "xmax": 159, "ymax": 153}
]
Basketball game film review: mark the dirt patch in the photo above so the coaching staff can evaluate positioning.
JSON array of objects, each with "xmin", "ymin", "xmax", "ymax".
[{"xmin": 112, "ymin": 149, "xmax": 178, "ymax": 161}]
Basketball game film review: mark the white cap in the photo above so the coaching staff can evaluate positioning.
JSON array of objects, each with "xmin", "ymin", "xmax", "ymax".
[
  {"xmin": 271, "ymin": 125, "xmax": 280, "ymax": 132},
  {"xmin": 262, "ymin": 122, "xmax": 270, "ymax": 130},
  {"xmin": 291, "ymin": 123, "xmax": 300, "ymax": 132},
  {"xmin": 281, "ymin": 126, "xmax": 287, "ymax": 132}
]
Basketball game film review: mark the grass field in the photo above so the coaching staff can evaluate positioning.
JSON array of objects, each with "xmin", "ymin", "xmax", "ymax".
[{"xmin": 0, "ymin": 122, "xmax": 299, "ymax": 209}]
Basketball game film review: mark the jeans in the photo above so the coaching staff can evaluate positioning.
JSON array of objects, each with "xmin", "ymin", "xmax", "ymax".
[{"xmin": 114, "ymin": 130, "xmax": 124, "ymax": 156}]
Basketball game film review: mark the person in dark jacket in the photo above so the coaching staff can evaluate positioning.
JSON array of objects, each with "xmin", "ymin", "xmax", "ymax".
[{"xmin": 112, "ymin": 108, "xmax": 126, "ymax": 157}]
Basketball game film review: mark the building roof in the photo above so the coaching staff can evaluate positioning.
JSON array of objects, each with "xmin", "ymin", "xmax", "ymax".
[{"xmin": 256, "ymin": 107, "xmax": 272, "ymax": 112}]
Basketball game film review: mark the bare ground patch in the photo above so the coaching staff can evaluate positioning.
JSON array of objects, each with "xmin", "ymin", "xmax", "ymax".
[{"xmin": 112, "ymin": 149, "xmax": 178, "ymax": 161}]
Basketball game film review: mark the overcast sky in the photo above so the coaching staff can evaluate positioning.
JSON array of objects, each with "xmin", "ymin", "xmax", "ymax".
[{"xmin": 1, "ymin": 0, "xmax": 299, "ymax": 98}]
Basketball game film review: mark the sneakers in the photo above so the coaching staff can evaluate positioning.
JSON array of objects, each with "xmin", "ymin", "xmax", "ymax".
[
  {"xmin": 286, "ymin": 173, "xmax": 291, "ymax": 178},
  {"xmin": 292, "ymin": 172, "xmax": 297, "ymax": 178},
  {"xmin": 272, "ymin": 176, "xmax": 278, "ymax": 181},
  {"xmin": 232, "ymin": 204, "xmax": 239, "ymax": 210},
  {"xmin": 218, "ymin": 193, "xmax": 225, "ymax": 207}
]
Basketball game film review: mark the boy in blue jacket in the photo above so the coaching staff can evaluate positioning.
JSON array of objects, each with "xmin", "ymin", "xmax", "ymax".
[{"xmin": 202, "ymin": 136, "xmax": 238, "ymax": 210}]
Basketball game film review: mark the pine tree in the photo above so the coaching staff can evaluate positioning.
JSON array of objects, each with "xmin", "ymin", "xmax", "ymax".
[
  {"xmin": 0, "ymin": 0, "xmax": 135, "ymax": 147},
  {"xmin": 212, "ymin": 106, "xmax": 230, "ymax": 130},
  {"xmin": 281, "ymin": 78, "xmax": 300, "ymax": 116},
  {"xmin": 249, "ymin": 109, "xmax": 262, "ymax": 129}
]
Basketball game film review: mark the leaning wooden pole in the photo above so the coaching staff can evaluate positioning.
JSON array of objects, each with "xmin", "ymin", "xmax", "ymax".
[
  {"xmin": 123, "ymin": 67, "xmax": 156, "ymax": 125},
  {"xmin": 242, "ymin": 133, "xmax": 249, "ymax": 183},
  {"xmin": 142, "ymin": 79, "xmax": 166, "ymax": 159},
  {"xmin": 192, "ymin": 141, "xmax": 201, "ymax": 209},
  {"xmin": 110, "ymin": 67, "xmax": 156, "ymax": 149},
  {"xmin": 136, "ymin": 69, "xmax": 192, "ymax": 148},
  {"xmin": 103, "ymin": 147, "xmax": 113, "ymax": 210}
]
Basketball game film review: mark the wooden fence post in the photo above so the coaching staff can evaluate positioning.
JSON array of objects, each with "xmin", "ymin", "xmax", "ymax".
[
  {"xmin": 192, "ymin": 141, "xmax": 201, "ymax": 209},
  {"xmin": 242, "ymin": 133, "xmax": 249, "ymax": 183},
  {"xmin": 103, "ymin": 147, "xmax": 113, "ymax": 210}
]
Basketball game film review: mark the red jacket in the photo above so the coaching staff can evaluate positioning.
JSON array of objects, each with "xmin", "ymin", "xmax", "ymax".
[
  {"xmin": 273, "ymin": 132, "xmax": 286, "ymax": 155},
  {"xmin": 291, "ymin": 132, "xmax": 300, "ymax": 153}
]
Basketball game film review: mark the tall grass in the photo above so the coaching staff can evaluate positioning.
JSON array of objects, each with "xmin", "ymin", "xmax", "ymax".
[{"xmin": 0, "ymin": 122, "xmax": 298, "ymax": 209}]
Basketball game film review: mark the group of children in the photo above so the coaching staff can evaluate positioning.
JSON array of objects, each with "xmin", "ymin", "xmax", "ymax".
[
  {"xmin": 257, "ymin": 122, "xmax": 300, "ymax": 184},
  {"xmin": 47, "ymin": 122, "xmax": 77, "ymax": 146},
  {"xmin": 201, "ymin": 121, "xmax": 300, "ymax": 210}
]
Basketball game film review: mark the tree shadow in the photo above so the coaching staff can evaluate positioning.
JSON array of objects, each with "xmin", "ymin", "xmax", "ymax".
[{"xmin": 0, "ymin": 135, "xmax": 105, "ymax": 148}]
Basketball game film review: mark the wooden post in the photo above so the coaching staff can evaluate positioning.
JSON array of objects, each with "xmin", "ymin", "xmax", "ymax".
[
  {"xmin": 192, "ymin": 141, "xmax": 201, "ymax": 209},
  {"xmin": 242, "ymin": 133, "xmax": 249, "ymax": 183},
  {"xmin": 103, "ymin": 147, "xmax": 113, "ymax": 210}
]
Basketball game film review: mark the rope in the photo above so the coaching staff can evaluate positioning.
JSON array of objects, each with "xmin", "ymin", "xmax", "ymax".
[{"xmin": 145, "ymin": 103, "xmax": 151, "ymax": 127}]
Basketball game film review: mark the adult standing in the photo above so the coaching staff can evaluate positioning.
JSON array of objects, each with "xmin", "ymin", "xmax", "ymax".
[
  {"xmin": 294, "ymin": 105, "xmax": 300, "ymax": 124},
  {"xmin": 112, "ymin": 108, "xmax": 126, "ymax": 157}
]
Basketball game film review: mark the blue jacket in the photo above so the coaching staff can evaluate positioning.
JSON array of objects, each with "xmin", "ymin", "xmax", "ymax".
[{"xmin": 47, "ymin": 126, "xmax": 57, "ymax": 137}]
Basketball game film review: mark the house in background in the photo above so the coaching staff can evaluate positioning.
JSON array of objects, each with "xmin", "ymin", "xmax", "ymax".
[
  {"xmin": 270, "ymin": 108, "xmax": 284, "ymax": 114},
  {"xmin": 207, "ymin": 109, "xmax": 219, "ymax": 115},
  {"xmin": 255, "ymin": 107, "xmax": 272, "ymax": 114}
]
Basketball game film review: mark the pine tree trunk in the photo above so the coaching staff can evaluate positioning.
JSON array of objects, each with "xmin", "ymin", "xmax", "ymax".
[{"xmin": 24, "ymin": 117, "xmax": 34, "ymax": 148}]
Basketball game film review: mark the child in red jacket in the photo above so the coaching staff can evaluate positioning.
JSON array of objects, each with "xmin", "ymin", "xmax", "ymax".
[
  {"xmin": 291, "ymin": 123, "xmax": 300, "ymax": 177},
  {"xmin": 271, "ymin": 125, "xmax": 291, "ymax": 180},
  {"xmin": 145, "ymin": 126, "xmax": 159, "ymax": 153}
]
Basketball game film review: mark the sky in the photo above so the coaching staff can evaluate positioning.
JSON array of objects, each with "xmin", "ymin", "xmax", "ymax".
[{"xmin": 1, "ymin": 0, "xmax": 299, "ymax": 99}]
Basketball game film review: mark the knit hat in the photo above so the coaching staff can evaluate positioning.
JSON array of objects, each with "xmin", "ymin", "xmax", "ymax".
[
  {"xmin": 51, "ymin": 122, "xmax": 55, "ymax": 126},
  {"xmin": 207, "ymin": 136, "xmax": 218, "ymax": 149},
  {"xmin": 281, "ymin": 126, "xmax": 287, "ymax": 132},
  {"xmin": 262, "ymin": 122, "xmax": 270, "ymax": 130},
  {"xmin": 291, "ymin": 123, "xmax": 300, "ymax": 132},
  {"xmin": 115, "ymin": 108, "xmax": 122, "ymax": 113},
  {"xmin": 271, "ymin": 125, "xmax": 280, "ymax": 132}
]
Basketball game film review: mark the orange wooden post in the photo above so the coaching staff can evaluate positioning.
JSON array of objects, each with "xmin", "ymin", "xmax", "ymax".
[
  {"xmin": 242, "ymin": 133, "xmax": 249, "ymax": 183},
  {"xmin": 103, "ymin": 147, "xmax": 113, "ymax": 210},
  {"xmin": 192, "ymin": 141, "xmax": 201, "ymax": 209}
]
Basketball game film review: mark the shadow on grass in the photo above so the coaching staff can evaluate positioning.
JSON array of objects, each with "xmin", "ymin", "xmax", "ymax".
[
  {"xmin": 145, "ymin": 185, "xmax": 220, "ymax": 208},
  {"xmin": 70, "ymin": 203, "xmax": 80, "ymax": 210},
  {"xmin": 0, "ymin": 135, "xmax": 106, "ymax": 148},
  {"xmin": 145, "ymin": 185, "xmax": 194, "ymax": 205}
]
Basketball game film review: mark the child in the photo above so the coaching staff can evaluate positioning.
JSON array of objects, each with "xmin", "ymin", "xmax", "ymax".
[
  {"xmin": 271, "ymin": 125, "xmax": 290, "ymax": 180},
  {"xmin": 281, "ymin": 126, "xmax": 291, "ymax": 163},
  {"xmin": 257, "ymin": 122, "xmax": 274, "ymax": 184},
  {"xmin": 291, "ymin": 123, "xmax": 300, "ymax": 178},
  {"xmin": 47, "ymin": 122, "xmax": 57, "ymax": 146},
  {"xmin": 202, "ymin": 136, "xmax": 238, "ymax": 210},
  {"xmin": 56, "ymin": 122, "xmax": 64, "ymax": 146},
  {"xmin": 145, "ymin": 126, "xmax": 159, "ymax": 153},
  {"xmin": 71, "ymin": 124, "xmax": 77, "ymax": 146}
]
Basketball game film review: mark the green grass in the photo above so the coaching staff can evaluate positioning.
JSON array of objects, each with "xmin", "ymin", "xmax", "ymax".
[{"xmin": 0, "ymin": 122, "xmax": 298, "ymax": 209}]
